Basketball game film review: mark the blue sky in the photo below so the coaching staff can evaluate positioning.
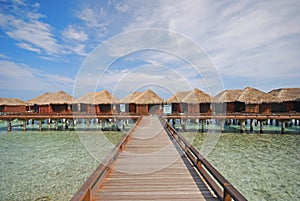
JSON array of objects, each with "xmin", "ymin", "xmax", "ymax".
[{"xmin": 0, "ymin": 0, "xmax": 299, "ymax": 100}]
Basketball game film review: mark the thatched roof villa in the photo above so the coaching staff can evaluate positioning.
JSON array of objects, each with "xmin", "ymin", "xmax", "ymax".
[
  {"xmin": 119, "ymin": 92, "xmax": 143, "ymax": 113},
  {"xmin": 236, "ymin": 87, "xmax": 280, "ymax": 113},
  {"xmin": 268, "ymin": 88, "xmax": 300, "ymax": 112},
  {"xmin": 28, "ymin": 91, "xmax": 74, "ymax": 113},
  {"xmin": 181, "ymin": 88, "xmax": 212, "ymax": 114},
  {"xmin": 126, "ymin": 89, "xmax": 164, "ymax": 115},
  {"xmin": 0, "ymin": 98, "xmax": 28, "ymax": 113},
  {"xmin": 213, "ymin": 89, "xmax": 244, "ymax": 113},
  {"xmin": 75, "ymin": 90, "xmax": 119, "ymax": 114},
  {"xmin": 166, "ymin": 91, "xmax": 190, "ymax": 113}
]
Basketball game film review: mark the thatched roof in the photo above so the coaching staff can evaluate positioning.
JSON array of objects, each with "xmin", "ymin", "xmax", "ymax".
[
  {"xmin": 166, "ymin": 91, "xmax": 190, "ymax": 103},
  {"xmin": 119, "ymin": 92, "xmax": 143, "ymax": 104},
  {"xmin": 28, "ymin": 91, "xmax": 74, "ymax": 105},
  {"xmin": 213, "ymin": 90, "xmax": 243, "ymax": 103},
  {"xmin": 268, "ymin": 88, "xmax": 300, "ymax": 102},
  {"xmin": 76, "ymin": 90, "xmax": 118, "ymax": 104},
  {"xmin": 182, "ymin": 88, "xmax": 211, "ymax": 104},
  {"xmin": 0, "ymin": 98, "xmax": 28, "ymax": 106},
  {"xmin": 130, "ymin": 89, "xmax": 164, "ymax": 104},
  {"xmin": 237, "ymin": 87, "xmax": 280, "ymax": 104}
]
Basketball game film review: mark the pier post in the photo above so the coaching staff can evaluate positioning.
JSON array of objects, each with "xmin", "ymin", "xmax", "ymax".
[
  {"xmin": 259, "ymin": 121, "xmax": 264, "ymax": 134},
  {"xmin": 220, "ymin": 119, "xmax": 225, "ymax": 132},
  {"xmin": 201, "ymin": 120, "xmax": 204, "ymax": 132},
  {"xmin": 281, "ymin": 121, "xmax": 286, "ymax": 134},
  {"xmin": 39, "ymin": 120, "xmax": 42, "ymax": 131},
  {"xmin": 65, "ymin": 120, "xmax": 69, "ymax": 129},
  {"xmin": 240, "ymin": 120, "xmax": 246, "ymax": 133},
  {"xmin": 7, "ymin": 121, "xmax": 11, "ymax": 132},
  {"xmin": 250, "ymin": 119, "xmax": 253, "ymax": 132},
  {"xmin": 48, "ymin": 118, "xmax": 51, "ymax": 129},
  {"xmin": 55, "ymin": 120, "xmax": 58, "ymax": 130},
  {"xmin": 21, "ymin": 120, "xmax": 26, "ymax": 131}
]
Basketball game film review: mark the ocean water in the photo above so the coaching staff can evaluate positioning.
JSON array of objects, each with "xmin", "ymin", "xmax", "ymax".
[
  {"xmin": 0, "ymin": 130, "xmax": 124, "ymax": 201},
  {"xmin": 0, "ymin": 120, "xmax": 299, "ymax": 201},
  {"xmin": 182, "ymin": 131, "xmax": 300, "ymax": 201}
]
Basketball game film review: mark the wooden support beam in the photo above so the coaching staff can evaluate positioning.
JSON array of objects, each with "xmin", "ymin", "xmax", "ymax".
[
  {"xmin": 259, "ymin": 121, "xmax": 264, "ymax": 134},
  {"xmin": 281, "ymin": 121, "xmax": 286, "ymax": 134},
  {"xmin": 220, "ymin": 119, "xmax": 225, "ymax": 132},
  {"xmin": 240, "ymin": 120, "xmax": 246, "ymax": 133},
  {"xmin": 39, "ymin": 120, "xmax": 42, "ymax": 131},
  {"xmin": 21, "ymin": 120, "xmax": 26, "ymax": 131},
  {"xmin": 55, "ymin": 120, "xmax": 58, "ymax": 130},
  {"xmin": 249, "ymin": 119, "xmax": 254, "ymax": 132},
  {"xmin": 7, "ymin": 121, "xmax": 11, "ymax": 132}
]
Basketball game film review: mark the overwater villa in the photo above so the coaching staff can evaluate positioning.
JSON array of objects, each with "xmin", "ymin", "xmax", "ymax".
[
  {"xmin": 75, "ymin": 90, "xmax": 119, "ymax": 114},
  {"xmin": 181, "ymin": 88, "xmax": 211, "ymax": 114},
  {"xmin": 269, "ymin": 88, "xmax": 300, "ymax": 112},
  {"xmin": 28, "ymin": 91, "xmax": 74, "ymax": 114},
  {"xmin": 0, "ymin": 98, "xmax": 27, "ymax": 114},
  {"xmin": 237, "ymin": 87, "xmax": 281, "ymax": 114},
  {"xmin": 213, "ymin": 89, "xmax": 244, "ymax": 113},
  {"xmin": 119, "ymin": 92, "xmax": 143, "ymax": 113},
  {"xmin": 166, "ymin": 91, "xmax": 190, "ymax": 114},
  {"xmin": 124, "ymin": 89, "xmax": 164, "ymax": 115}
]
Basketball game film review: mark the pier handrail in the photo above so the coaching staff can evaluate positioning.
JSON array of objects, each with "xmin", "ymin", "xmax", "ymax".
[
  {"xmin": 159, "ymin": 117, "xmax": 247, "ymax": 201},
  {"xmin": 70, "ymin": 116, "xmax": 142, "ymax": 201}
]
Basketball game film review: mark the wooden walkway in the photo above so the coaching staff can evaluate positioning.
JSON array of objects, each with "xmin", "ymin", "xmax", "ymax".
[
  {"xmin": 95, "ymin": 116, "xmax": 218, "ymax": 200},
  {"xmin": 71, "ymin": 116, "xmax": 247, "ymax": 201}
]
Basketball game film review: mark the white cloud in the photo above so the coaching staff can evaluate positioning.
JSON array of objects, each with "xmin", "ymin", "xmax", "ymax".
[
  {"xmin": 62, "ymin": 25, "xmax": 88, "ymax": 42},
  {"xmin": 0, "ymin": 53, "xmax": 11, "ymax": 60},
  {"xmin": 115, "ymin": 3, "xmax": 130, "ymax": 13},
  {"xmin": 0, "ymin": 60, "xmax": 74, "ymax": 92},
  {"xmin": 0, "ymin": 8, "xmax": 63, "ymax": 55},
  {"xmin": 16, "ymin": 42, "xmax": 42, "ymax": 53},
  {"xmin": 112, "ymin": 0, "xmax": 300, "ymax": 86}
]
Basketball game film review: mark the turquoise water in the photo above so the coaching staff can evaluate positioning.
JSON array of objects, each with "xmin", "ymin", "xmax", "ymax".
[
  {"xmin": 0, "ymin": 120, "xmax": 299, "ymax": 201},
  {"xmin": 182, "ymin": 132, "xmax": 300, "ymax": 201},
  {"xmin": 0, "ymin": 130, "xmax": 124, "ymax": 201}
]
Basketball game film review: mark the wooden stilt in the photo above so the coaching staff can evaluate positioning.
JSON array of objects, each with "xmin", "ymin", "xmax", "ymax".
[
  {"xmin": 7, "ymin": 121, "xmax": 11, "ymax": 132},
  {"xmin": 260, "ymin": 121, "xmax": 264, "ymax": 134},
  {"xmin": 55, "ymin": 120, "xmax": 58, "ymax": 130},
  {"xmin": 39, "ymin": 120, "xmax": 42, "ymax": 131},
  {"xmin": 22, "ymin": 120, "xmax": 26, "ymax": 131},
  {"xmin": 201, "ymin": 120, "xmax": 204, "ymax": 132},
  {"xmin": 250, "ymin": 119, "xmax": 253, "ymax": 132},
  {"xmin": 220, "ymin": 119, "xmax": 225, "ymax": 132},
  {"xmin": 240, "ymin": 120, "xmax": 246, "ymax": 133},
  {"xmin": 281, "ymin": 121, "xmax": 286, "ymax": 134}
]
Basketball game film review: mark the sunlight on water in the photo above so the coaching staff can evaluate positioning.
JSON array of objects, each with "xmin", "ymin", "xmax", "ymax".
[
  {"xmin": 0, "ymin": 130, "xmax": 124, "ymax": 201},
  {"xmin": 182, "ymin": 132, "xmax": 300, "ymax": 201}
]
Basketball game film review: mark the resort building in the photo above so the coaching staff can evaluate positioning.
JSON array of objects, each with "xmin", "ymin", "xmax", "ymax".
[
  {"xmin": 125, "ymin": 89, "xmax": 164, "ymax": 115},
  {"xmin": 268, "ymin": 88, "xmax": 300, "ymax": 112},
  {"xmin": 213, "ymin": 90, "xmax": 244, "ymax": 113},
  {"xmin": 237, "ymin": 87, "xmax": 280, "ymax": 113},
  {"xmin": 0, "ymin": 98, "xmax": 27, "ymax": 114},
  {"xmin": 75, "ymin": 90, "xmax": 119, "ymax": 114},
  {"xmin": 166, "ymin": 91, "xmax": 190, "ymax": 114},
  {"xmin": 181, "ymin": 88, "xmax": 211, "ymax": 114},
  {"xmin": 119, "ymin": 92, "xmax": 143, "ymax": 113},
  {"xmin": 28, "ymin": 91, "xmax": 74, "ymax": 114}
]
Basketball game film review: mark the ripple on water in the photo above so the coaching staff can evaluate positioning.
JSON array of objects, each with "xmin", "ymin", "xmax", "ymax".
[
  {"xmin": 0, "ymin": 130, "xmax": 124, "ymax": 200},
  {"xmin": 182, "ymin": 132, "xmax": 300, "ymax": 201}
]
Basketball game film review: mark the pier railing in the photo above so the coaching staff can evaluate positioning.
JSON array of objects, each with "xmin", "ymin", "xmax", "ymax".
[
  {"xmin": 70, "ymin": 116, "xmax": 142, "ymax": 201},
  {"xmin": 159, "ymin": 117, "xmax": 247, "ymax": 201}
]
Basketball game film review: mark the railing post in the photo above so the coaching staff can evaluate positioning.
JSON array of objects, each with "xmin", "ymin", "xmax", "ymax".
[
  {"xmin": 223, "ymin": 190, "xmax": 232, "ymax": 201},
  {"xmin": 83, "ymin": 189, "xmax": 91, "ymax": 201}
]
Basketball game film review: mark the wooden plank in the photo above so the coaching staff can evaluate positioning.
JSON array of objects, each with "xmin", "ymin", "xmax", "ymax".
[{"xmin": 95, "ymin": 116, "xmax": 218, "ymax": 201}]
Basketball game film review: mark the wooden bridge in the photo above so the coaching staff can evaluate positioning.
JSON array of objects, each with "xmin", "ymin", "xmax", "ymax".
[{"xmin": 71, "ymin": 116, "xmax": 247, "ymax": 201}]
